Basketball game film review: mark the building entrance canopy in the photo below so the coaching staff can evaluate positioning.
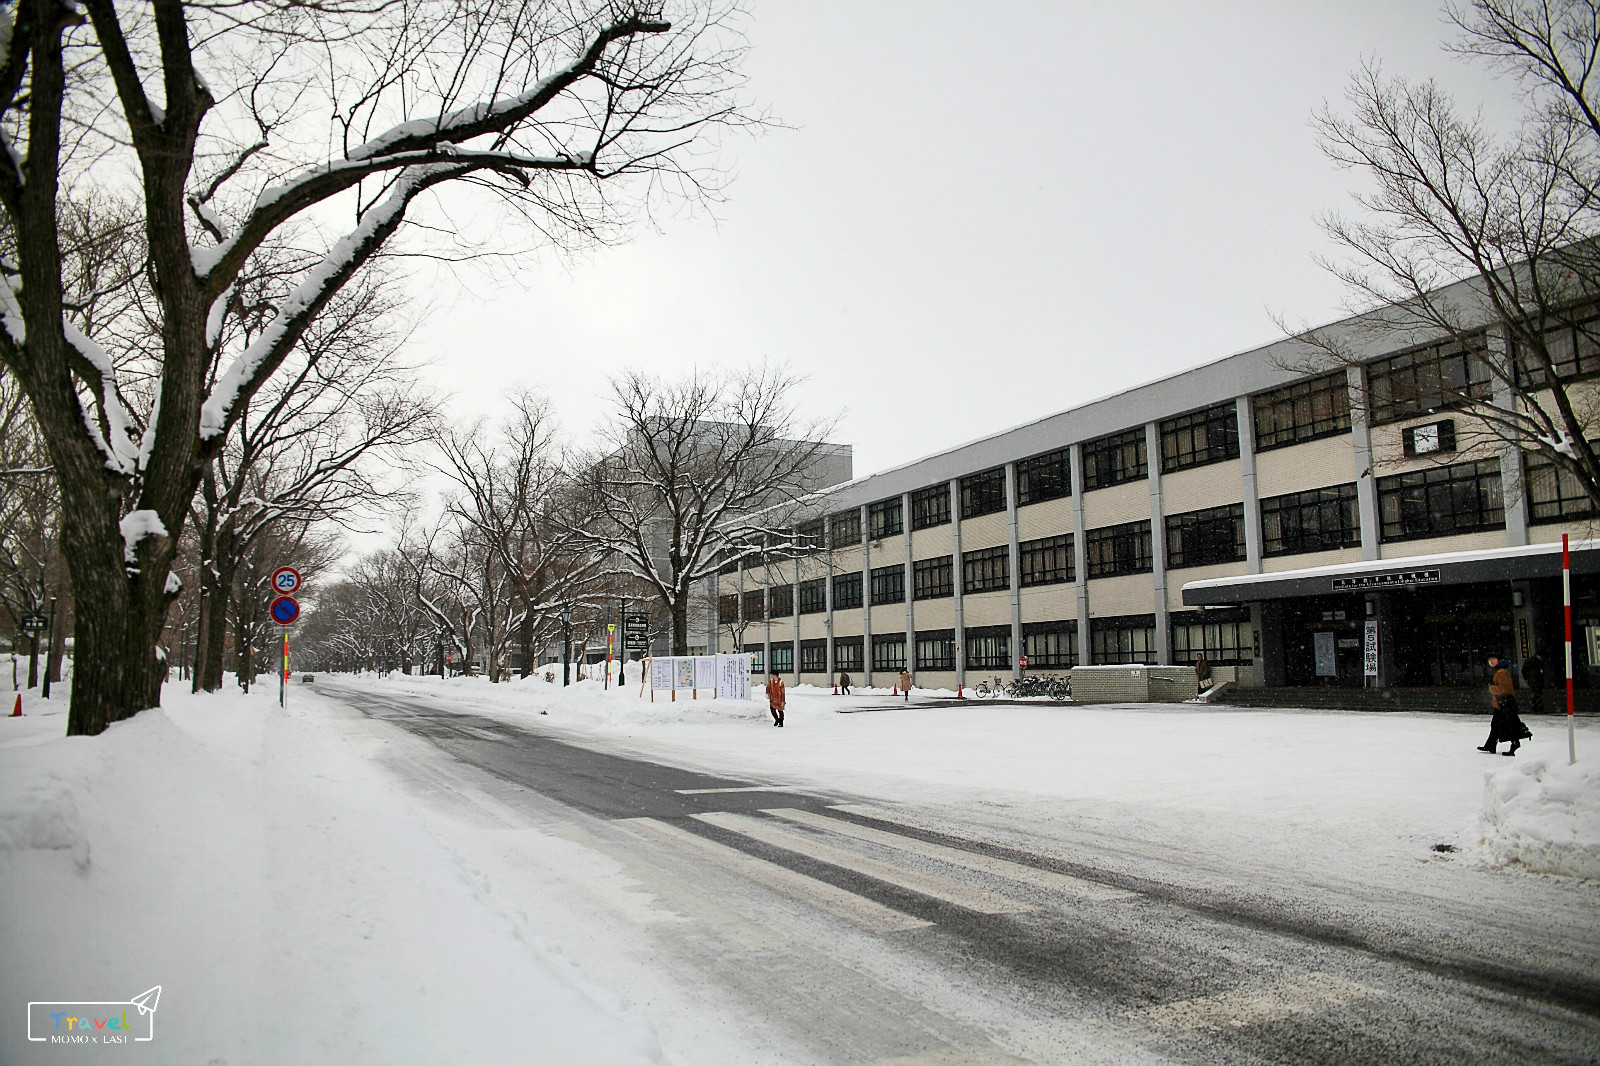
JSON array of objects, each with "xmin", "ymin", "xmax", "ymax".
[{"xmin": 1181, "ymin": 540, "xmax": 1600, "ymax": 607}]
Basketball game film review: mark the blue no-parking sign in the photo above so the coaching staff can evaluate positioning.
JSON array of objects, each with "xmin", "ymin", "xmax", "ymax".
[{"xmin": 269, "ymin": 596, "xmax": 300, "ymax": 625}]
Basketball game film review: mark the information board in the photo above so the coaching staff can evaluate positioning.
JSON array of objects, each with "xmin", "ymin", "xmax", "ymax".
[
  {"xmin": 694, "ymin": 656, "xmax": 717, "ymax": 691},
  {"xmin": 1314, "ymin": 631, "xmax": 1337, "ymax": 677},
  {"xmin": 716, "ymin": 655, "xmax": 751, "ymax": 700},
  {"xmin": 650, "ymin": 657, "xmax": 675, "ymax": 692}
]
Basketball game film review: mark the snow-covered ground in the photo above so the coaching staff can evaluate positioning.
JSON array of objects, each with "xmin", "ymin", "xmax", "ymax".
[{"xmin": 2, "ymin": 673, "xmax": 1596, "ymax": 1064}]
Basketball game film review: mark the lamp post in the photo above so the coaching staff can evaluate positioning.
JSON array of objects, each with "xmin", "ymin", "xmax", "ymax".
[{"xmin": 562, "ymin": 605, "xmax": 573, "ymax": 687}]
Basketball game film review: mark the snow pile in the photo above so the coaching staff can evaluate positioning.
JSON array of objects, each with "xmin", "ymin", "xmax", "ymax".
[
  {"xmin": 1478, "ymin": 757, "xmax": 1600, "ymax": 879},
  {"xmin": 0, "ymin": 684, "xmax": 664, "ymax": 1065}
]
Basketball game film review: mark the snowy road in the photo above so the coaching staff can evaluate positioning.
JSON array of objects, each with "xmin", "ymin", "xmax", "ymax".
[{"xmin": 317, "ymin": 679, "xmax": 1600, "ymax": 1066}]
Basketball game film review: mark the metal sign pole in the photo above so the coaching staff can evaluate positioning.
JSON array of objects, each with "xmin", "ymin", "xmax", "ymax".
[
  {"xmin": 40, "ymin": 597, "xmax": 56, "ymax": 700},
  {"xmin": 1565, "ymin": 534, "xmax": 1576, "ymax": 764}
]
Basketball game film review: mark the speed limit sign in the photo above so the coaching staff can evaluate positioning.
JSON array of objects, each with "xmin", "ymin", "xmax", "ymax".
[{"xmin": 271, "ymin": 567, "xmax": 302, "ymax": 595}]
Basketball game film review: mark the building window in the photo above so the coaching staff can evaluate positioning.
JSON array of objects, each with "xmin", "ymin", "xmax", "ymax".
[
  {"xmin": 965, "ymin": 625, "xmax": 1010, "ymax": 669},
  {"xmin": 717, "ymin": 557, "xmax": 741, "ymax": 576},
  {"xmin": 1526, "ymin": 451, "xmax": 1599, "ymax": 523},
  {"xmin": 1169, "ymin": 608, "xmax": 1253, "ymax": 666},
  {"xmin": 1401, "ymin": 419, "xmax": 1457, "ymax": 457},
  {"xmin": 1017, "ymin": 449, "xmax": 1071, "ymax": 506},
  {"xmin": 869, "ymin": 498, "xmax": 903, "ymax": 539},
  {"xmin": 1252, "ymin": 371, "xmax": 1352, "ymax": 451},
  {"xmin": 913, "ymin": 556, "xmax": 954, "ymax": 600},
  {"xmin": 1518, "ymin": 305, "xmax": 1600, "ymax": 384},
  {"xmin": 1367, "ymin": 336, "xmax": 1492, "ymax": 426},
  {"xmin": 1261, "ymin": 484, "xmax": 1360, "ymax": 556},
  {"xmin": 831, "ymin": 510, "xmax": 861, "ymax": 547},
  {"xmin": 960, "ymin": 467, "xmax": 1006, "ymax": 519},
  {"xmin": 742, "ymin": 590, "xmax": 764, "ymax": 622},
  {"xmin": 872, "ymin": 633, "xmax": 906, "ymax": 672},
  {"xmin": 770, "ymin": 642, "xmax": 793, "ymax": 674},
  {"xmin": 1090, "ymin": 615, "xmax": 1158, "ymax": 664},
  {"xmin": 962, "ymin": 545, "xmax": 1009, "ymax": 594},
  {"xmin": 870, "ymin": 564, "xmax": 906, "ymax": 606},
  {"xmin": 911, "ymin": 484, "xmax": 951, "ymax": 529},
  {"xmin": 800, "ymin": 639, "xmax": 828, "ymax": 673},
  {"xmin": 915, "ymin": 629, "xmax": 956, "ymax": 671},
  {"xmin": 798, "ymin": 578, "xmax": 827, "ymax": 614},
  {"xmin": 744, "ymin": 644, "xmax": 764, "ymax": 673},
  {"xmin": 1023, "ymin": 620, "xmax": 1078, "ymax": 668},
  {"xmin": 1082, "ymin": 428, "xmax": 1147, "ymax": 491},
  {"xmin": 1086, "ymin": 521, "xmax": 1153, "ymax": 577},
  {"xmin": 1377, "ymin": 459, "xmax": 1504, "ymax": 541},
  {"xmin": 832, "ymin": 571, "xmax": 863, "ymax": 611},
  {"xmin": 1019, "ymin": 534, "xmax": 1074, "ymax": 586},
  {"xmin": 1165, "ymin": 504, "xmax": 1246, "ymax": 569},
  {"xmin": 718, "ymin": 594, "xmax": 737, "ymax": 624},
  {"xmin": 835, "ymin": 636, "xmax": 863, "ymax": 673},
  {"xmin": 795, "ymin": 519, "xmax": 826, "ymax": 554},
  {"xmin": 769, "ymin": 584, "xmax": 793, "ymax": 617},
  {"xmin": 1160, "ymin": 403, "xmax": 1239, "ymax": 473}
]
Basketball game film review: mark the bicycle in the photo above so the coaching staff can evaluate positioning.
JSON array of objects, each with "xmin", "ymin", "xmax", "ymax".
[{"xmin": 973, "ymin": 675, "xmax": 1007, "ymax": 698}]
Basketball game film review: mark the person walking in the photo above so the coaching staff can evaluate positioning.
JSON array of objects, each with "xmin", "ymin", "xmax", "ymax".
[
  {"xmin": 1194, "ymin": 652, "xmax": 1212, "ymax": 691},
  {"xmin": 1521, "ymin": 650, "xmax": 1547, "ymax": 715},
  {"xmin": 767, "ymin": 671, "xmax": 786, "ymax": 727},
  {"xmin": 838, "ymin": 671, "xmax": 852, "ymax": 696},
  {"xmin": 898, "ymin": 669, "xmax": 912, "ymax": 701},
  {"xmin": 1479, "ymin": 654, "xmax": 1531, "ymax": 755}
]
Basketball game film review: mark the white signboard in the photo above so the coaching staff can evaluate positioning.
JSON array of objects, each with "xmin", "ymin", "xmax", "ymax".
[
  {"xmin": 716, "ymin": 655, "xmax": 751, "ymax": 700},
  {"xmin": 650, "ymin": 657, "xmax": 675, "ymax": 692},
  {"xmin": 1363, "ymin": 621, "xmax": 1379, "ymax": 678},
  {"xmin": 675, "ymin": 657, "xmax": 697, "ymax": 690},
  {"xmin": 1314, "ymin": 631, "xmax": 1337, "ymax": 677},
  {"xmin": 694, "ymin": 656, "xmax": 717, "ymax": 690}
]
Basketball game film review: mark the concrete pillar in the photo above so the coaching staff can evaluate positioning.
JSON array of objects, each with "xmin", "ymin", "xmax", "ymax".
[
  {"xmin": 860, "ymin": 503, "xmax": 872, "ymax": 687},
  {"xmin": 1146, "ymin": 421, "xmax": 1170, "ymax": 665},
  {"xmin": 735, "ymin": 564, "xmax": 744, "ymax": 656},
  {"xmin": 950, "ymin": 478, "xmax": 965, "ymax": 687},
  {"xmin": 1349, "ymin": 365, "xmax": 1380, "ymax": 560},
  {"xmin": 1489, "ymin": 328, "xmax": 1529, "ymax": 547},
  {"xmin": 1071, "ymin": 443, "xmax": 1091, "ymax": 665},
  {"xmin": 791, "ymin": 554, "xmax": 801, "ymax": 686},
  {"xmin": 762, "ymin": 555, "xmax": 771, "ymax": 682},
  {"xmin": 1006, "ymin": 461, "xmax": 1023, "ymax": 679},
  {"xmin": 824, "ymin": 519, "xmax": 835, "ymax": 684},
  {"xmin": 1236, "ymin": 395, "xmax": 1263, "ymax": 574},
  {"xmin": 903, "ymin": 491, "xmax": 916, "ymax": 682}
]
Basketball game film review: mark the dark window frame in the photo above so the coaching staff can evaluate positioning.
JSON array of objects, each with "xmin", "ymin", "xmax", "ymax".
[
  {"xmin": 832, "ymin": 571, "xmax": 863, "ymax": 611},
  {"xmin": 1164, "ymin": 504, "xmax": 1246, "ymax": 570},
  {"xmin": 911, "ymin": 485, "xmax": 952, "ymax": 529},
  {"xmin": 797, "ymin": 578, "xmax": 827, "ymax": 614},
  {"xmin": 1082, "ymin": 428, "xmax": 1148, "ymax": 491},
  {"xmin": 1377, "ymin": 459, "xmax": 1505, "ymax": 542},
  {"xmin": 741, "ymin": 589, "xmax": 765, "ymax": 622},
  {"xmin": 871, "ymin": 633, "xmax": 906, "ymax": 672},
  {"xmin": 869, "ymin": 498, "xmax": 904, "ymax": 539},
  {"xmin": 1526, "ymin": 450, "xmax": 1600, "ymax": 523},
  {"xmin": 913, "ymin": 556, "xmax": 954, "ymax": 600},
  {"xmin": 1089, "ymin": 614, "xmax": 1158, "ymax": 665},
  {"xmin": 959, "ymin": 467, "xmax": 1007, "ymax": 519},
  {"xmin": 1252, "ymin": 371, "xmax": 1352, "ymax": 452},
  {"xmin": 1169, "ymin": 607, "xmax": 1254, "ymax": 667},
  {"xmin": 1016, "ymin": 449, "xmax": 1071, "ymax": 506},
  {"xmin": 1366, "ymin": 335, "xmax": 1493, "ymax": 426},
  {"xmin": 1022, "ymin": 620, "xmax": 1078, "ymax": 668},
  {"xmin": 964, "ymin": 624, "xmax": 1010, "ymax": 669},
  {"xmin": 1159, "ymin": 403, "xmax": 1239, "ymax": 473},
  {"xmin": 962, "ymin": 545, "xmax": 1010, "ymax": 594},
  {"xmin": 769, "ymin": 642, "xmax": 794, "ymax": 674},
  {"xmin": 768, "ymin": 584, "xmax": 793, "ymax": 617},
  {"xmin": 834, "ymin": 636, "xmax": 863, "ymax": 673},
  {"xmin": 830, "ymin": 510, "xmax": 861, "ymax": 547},
  {"xmin": 870, "ymin": 563, "xmax": 906, "ymax": 606},
  {"xmin": 1260, "ymin": 483, "xmax": 1361, "ymax": 556},
  {"xmin": 914, "ymin": 629, "xmax": 956, "ymax": 671},
  {"xmin": 1086, "ymin": 521, "xmax": 1154, "ymax": 578},
  {"xmin": 1019, "ymin": 534, "xmax": 1074, "ymax": 586},
  {"xmin": 799, "ymin": 638, "xmax": 828, "ymax": 673}
]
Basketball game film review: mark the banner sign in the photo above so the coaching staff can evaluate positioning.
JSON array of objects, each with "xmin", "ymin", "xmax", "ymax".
[{"xmin": 1363, "ymin": 620, "xmax": 1379, "ymax": 677}]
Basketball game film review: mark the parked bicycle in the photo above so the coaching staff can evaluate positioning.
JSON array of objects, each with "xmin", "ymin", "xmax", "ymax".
[
  {"xmin": 973, "ymin": 675, "xmax": 1008, "ymax": 698},
  {"xmin": 1005, "ymin": 674, "xmax": 1071, "ymax": 700}
]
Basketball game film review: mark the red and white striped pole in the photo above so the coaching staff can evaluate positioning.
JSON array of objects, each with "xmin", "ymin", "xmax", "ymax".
[{"xmin": 1564, "ymin": 534, "xmax": 1576, "ymax": 765}]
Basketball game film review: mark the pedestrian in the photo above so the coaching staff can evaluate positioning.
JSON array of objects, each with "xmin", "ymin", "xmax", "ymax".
[
  {"xmin": 1479, "ymin": 654, "xmax": 1531, "ymax": 755},
  {"xmin": 767, "ymin": 671, "xmax": 786, "ymax": 727},
  {"xmin": 1194, "ymin": 652, "xmax": 1212, "ymax": 691},
  {"xmin": 1521, "ymin": 650, "xmax": 1547, "ymax": 715},
  {"xmin": 898, "ymin": 668, "xmax": 912, "ymax": 701},
  {"xmin": 838, "ymin": 671, "xmax": 851, "ymax": 695}
]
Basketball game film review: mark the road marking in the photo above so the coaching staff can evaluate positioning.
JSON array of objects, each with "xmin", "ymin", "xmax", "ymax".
[
  {"xmin": 620, "ymin": 818, "xmax": 931, "ymax": 933},
  {"xmin": 693, "ymin": 811, "xmax": 1035, "ymax": 915},
  {"xmin": 1135, "ymin": 973, "xmax": 1372, "ymax": 1031},
  {"xmin": 765, "ymin": 808, "xmax": 1135, "ymax": 903},
  {"xmin": 673, "ymin": 785, "xmax": 796, "ymax": 795}
]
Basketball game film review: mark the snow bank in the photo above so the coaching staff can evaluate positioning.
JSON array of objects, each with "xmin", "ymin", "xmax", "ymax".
[
  {"xmin": 0, "ymin": 684, "xmax": 663, "ymax": 1065},
  {"xmin": 1478, "ymin": 757, "xmax": 1600, "ymax": 879}
]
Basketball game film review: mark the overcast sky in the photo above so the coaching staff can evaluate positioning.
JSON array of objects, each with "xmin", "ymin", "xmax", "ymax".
[{"xmin": 407, "ymin": 0, "xmax": 1517, "ymax": 480}]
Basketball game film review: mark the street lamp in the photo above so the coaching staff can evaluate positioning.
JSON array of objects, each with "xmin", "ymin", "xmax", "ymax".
[{"xmin": 561, "ymin": 605, "xmax": 573, "ymax": 687}]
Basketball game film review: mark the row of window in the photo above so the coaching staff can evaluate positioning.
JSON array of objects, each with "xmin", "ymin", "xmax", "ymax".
[{"xmin": 742, "ymin": 611, "xmax": 1255, "ymax": 671}]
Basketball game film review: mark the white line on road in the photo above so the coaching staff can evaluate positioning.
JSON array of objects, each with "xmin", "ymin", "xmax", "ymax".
[
  {"xmin": 766, "ymin": 808, "xmax": 1135, "ymax": 903},
  {"xmin": 693, "ymin": 811, "xmax": 1036, "ymax": 916},
  {"xmin": 1134, "ymin": 973, "xmax": 1372, "ymax": 1031},
  {"xmin": 672, "ymin": 786, "xmax": 798, "ymax": 795},
  {"xmin": 620, "ymin": 817, "xmax": 932, "ymax": 934}
]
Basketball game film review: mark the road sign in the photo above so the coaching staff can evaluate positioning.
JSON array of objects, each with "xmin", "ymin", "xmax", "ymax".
[
  {"xmin": 1019, "ymin": 654, "xmax": 1028, "ymax": 671},
  {"xmin": 271, "ymin": 567, "xmax": 302, "ymax": 595},
  {"xmin": 269, "ymin": 596, "xmax": 300, "ymax": 625},
  {"xmin": 623, "ymin": 613, "xmax": 648, "ymax": 632},
  {"xmin": 18, "ymin": 614, "xmax": 46, "ymax": 634}
]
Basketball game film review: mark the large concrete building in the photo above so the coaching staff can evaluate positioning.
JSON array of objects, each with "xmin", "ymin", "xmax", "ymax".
[{"xmin": 716, "ymin": 292, "xmax": 1600, "ymax": 696}]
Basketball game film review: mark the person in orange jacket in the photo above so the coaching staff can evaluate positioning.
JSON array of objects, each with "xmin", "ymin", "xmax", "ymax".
[
  {"xmin": 767, "ymin": 672, "xmax": 786, "ymax": 727},
  {"xmin": 1479, "ymin": 654, "xmax": 1531, "ymax": 755}
]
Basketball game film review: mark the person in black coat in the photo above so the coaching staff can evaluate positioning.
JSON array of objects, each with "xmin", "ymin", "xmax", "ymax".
[
  {"xmin": 1521, "ymin": 651, "xmax": 1547, "ymax": 715},
  {"xmin": 1479, "ymin": 655, "xmax": 1532, "ymax": 755}
]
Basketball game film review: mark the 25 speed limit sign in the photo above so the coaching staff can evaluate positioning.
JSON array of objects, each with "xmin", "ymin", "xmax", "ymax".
[{"xmin": 271, "ymin": 567, "xmax": 302, "ymax": 595}]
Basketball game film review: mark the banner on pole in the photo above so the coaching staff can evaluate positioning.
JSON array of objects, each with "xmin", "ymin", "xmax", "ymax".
[{"xmin": 1363, "ymin": 621, "xmax": 1379, "ymax": 678}]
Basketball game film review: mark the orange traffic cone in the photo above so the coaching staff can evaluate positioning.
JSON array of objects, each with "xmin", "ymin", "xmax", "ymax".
[
  {"xmin": 892, "ymin": 684, "xmax": 898, "ymax": 696},
  {"xmin": 956, "ymin": 684, "xmax": 964, "ymax": 699},
  {"xmin": 10, "ymin": 693, "xmax": 20, "ymax": 717}
]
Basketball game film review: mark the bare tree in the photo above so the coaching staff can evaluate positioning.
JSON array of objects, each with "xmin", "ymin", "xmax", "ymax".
[
  {"xmin": 0, "ymin": 1, "xmax": 757, "ymax": 734},
  {"xmin": 1296, "ymin": 0, "xmax": 1600, "ymax": 510},
  {"xmin": 573, "ymin": 364, "xmax": 839, "ymax": 655}
]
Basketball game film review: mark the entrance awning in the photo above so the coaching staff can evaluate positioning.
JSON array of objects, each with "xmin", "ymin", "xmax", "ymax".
[{"xmin": 1181, "ymin": 539, "xmax": 1600, "ymax": 606}]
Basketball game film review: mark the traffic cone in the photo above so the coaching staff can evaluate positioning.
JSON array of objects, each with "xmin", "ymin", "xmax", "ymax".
[
  {"xmin": 892, "ymin": 684, "xmax": 898, "ymax": 696},
  {"xmin": 10, "ymin": 694, "xmax": 20, "ymax": 717},
  {"xmin": 956, "ymin": 684, "xmax": 964, "ymax": 699},
  {"xmin": 832, "ymin": 682, "xmax": 839, "ymax": 695}
]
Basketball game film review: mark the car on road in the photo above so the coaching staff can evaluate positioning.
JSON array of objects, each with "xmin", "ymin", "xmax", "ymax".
[{"xmin": 301, "ymin": 674, "xmax": 315, "ymax": 683}]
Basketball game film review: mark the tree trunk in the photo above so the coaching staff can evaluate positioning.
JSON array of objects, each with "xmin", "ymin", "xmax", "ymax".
[
  {"xmin": 47, "ymin": 597, "xmax": 68, "ymax": 683},
  {"xmin": 195, "ymin": 550, "xmax": 239, "ymax": 692},
  {"xmin": 27, "ymin": 635, "xmax": 39, "ymax": 688},
  {"xmin": 671, "ymin": 594, "xmax": 689, "ymax": 655}
]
